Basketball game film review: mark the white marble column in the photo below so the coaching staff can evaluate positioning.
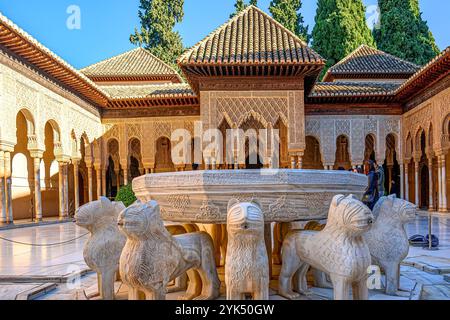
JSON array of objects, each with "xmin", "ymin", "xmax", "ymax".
[
  {"xmin": 414, "ymin": 161, "xmax": 420, "ymax": 206},
  {"xmin": 63, "ymin": 164, "xmax": 69, "ymax": 217},
  {"xmin": 400, "ymin": 163, "xmax": 405, "ymax": 199},
  {"xmin": 0, "ymin": 151, "xmax": 6, "ymax": 224},
  {"xmin": 33, "ymin": 157, "xmax": 43, "ymax": 221},
  {"xmin": 58, "ymin": 162, "xmax": 65, "ymax": 218},
  {"xmin": 123, "ymin": 168, "xmax": 129, "ymax": 186},
  {"xmin": 437, "ymin": 157, "xmax": 443, "ymax": 210},
  {"xmin": 87, "ymin": 165, "xmax": 93, "ymax": 203},
  {"xmin": 102, "ymin": 168, "xmax": 107, "ymax": 197},
  {"xmin": 5, "ymin": 152, "xmax": 13, "ymax": 223},
  {"xmin": 96, "ymin": 167, "xmax": 102, "ymax": 200},
  {"xmin": 440, "ymin": 155, "xmax": 447, "ymax": 212},
  {"xmin": 73, "ymin": 160, "xmax": 80, "ymax": 211},
  {"xmin": 404, "ymin": 161, "xmax": 409, "ymax": 202},
  {"xmin": 428, "ymin": 159, "xmax": 434, "ymax": 211}
]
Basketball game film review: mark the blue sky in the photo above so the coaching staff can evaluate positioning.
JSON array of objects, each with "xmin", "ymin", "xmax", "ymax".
[{"xmin": 0, "ymin": 0, "xmax": 448, "ymax": 69}]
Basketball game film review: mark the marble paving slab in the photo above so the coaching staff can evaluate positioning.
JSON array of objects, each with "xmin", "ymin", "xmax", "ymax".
[{"xmin": 403, "ymin": 256, "xmax": 450, "ymax": 275}]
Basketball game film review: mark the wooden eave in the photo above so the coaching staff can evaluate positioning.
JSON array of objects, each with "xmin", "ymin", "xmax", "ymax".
[
  {"xmin": 179, "ymin": 61, "xmax": 325, "ymax": 94},
  {"xmin": 395, "ymin": 52, "xmax": 450, "ymax": 101},
  {"xmin": 106, "ymin": 96, "xmax": 199, "ymax": 109},
  {"xmin": 0, "ymin": 20, "xmax": 108, "ymax": 107},
  {"xmin": 307, "ymin": 94, "xmax": 396, "ymax": 104},
  {"xmin": 87, "ymin": 74, "xmax": 182, "ymax": 84},
  {"xmin": 323, "ymin": 72, "xmax": 414, "ymax": 82}
]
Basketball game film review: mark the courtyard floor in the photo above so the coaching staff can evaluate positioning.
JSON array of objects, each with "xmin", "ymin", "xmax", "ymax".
[{"xmin": 0, "ymin": 213, "xmax": 448, "ymax": 300}]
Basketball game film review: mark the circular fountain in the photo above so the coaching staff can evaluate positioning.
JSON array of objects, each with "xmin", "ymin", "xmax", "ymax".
[{"xmin": 132, "ymin": 169, "xmax": 368, "ymax": 224}]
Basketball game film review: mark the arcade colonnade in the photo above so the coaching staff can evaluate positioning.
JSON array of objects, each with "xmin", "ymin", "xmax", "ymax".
[
  {"xmin": 402, "ymin": 86, "xmax": 450, "ymax": 212},
  {"xmin": 0, "ymin": 54, "xmax": 103, "ymax": 223}
]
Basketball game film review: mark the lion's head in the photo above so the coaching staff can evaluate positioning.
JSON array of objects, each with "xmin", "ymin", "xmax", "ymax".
[
  {"xmin": 373, "ymin": 195, "xmax": 417, "ymax": 224},
  {"xmin": 75, "ymin": 197, "xmax": 125, "ymax": 231},
  {"xmin": 117, "ymin": 200, "xmax": 169, "ymax": 240},
  {"xmin": 227, "ymin": 199, "xmax": 264, "ymax": 236},
  {"xmin": 326, "ymin": 194, "xmax": 374, "ymax": 235}
]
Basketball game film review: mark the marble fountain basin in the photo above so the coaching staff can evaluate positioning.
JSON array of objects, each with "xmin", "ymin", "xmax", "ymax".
[{"xmin": 132, "ymin": 169, "xmax": 368, "ymax": 224}]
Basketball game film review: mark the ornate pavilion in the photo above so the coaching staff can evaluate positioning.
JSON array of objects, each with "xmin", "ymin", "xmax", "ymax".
[{"xmin": 0, "ymin": 6, "xmax": 449, "ymax": 223}]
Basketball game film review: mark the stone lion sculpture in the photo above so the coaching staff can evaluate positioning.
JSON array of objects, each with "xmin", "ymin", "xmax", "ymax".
[
  {"xmin": 364, "ymin": 195, "xmax": 417, "ymax": 295},
  {"xmin": 118, "ymin": 200, "xmax": 220, "ymax": 300},
  {"xmin": 225, "ymin": 199, "xmax": 269, "ymax": 300},
  {"xmin": 75, "ymin": 197, "xmax": 126, "ymax": 300},
  {"xmin": 279, "ymin": 194, "xmax": 374, "ymax": 300}
]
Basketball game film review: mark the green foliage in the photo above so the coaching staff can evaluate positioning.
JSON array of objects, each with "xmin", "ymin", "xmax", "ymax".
[
  {"xmin": 115, "ymin": 185, "xmax": 137, "ymax": 208},
  {"xmin": 230, "ymin": 0, "xmax": 258, "ymax": 18},
  {"xmin": 373, "ymin": 0, "xmax": 439, "ymax": 66},
  {"xmin": 312, "ymin": 0, "xmax": 376, "ymax": 71},
  {"xmin": 130, "ymin": 0, "xmax": 184, "ymax": 70},
  {"xmin": 269, "ymin": 0, "xmax": 310, "ymax": 43}
]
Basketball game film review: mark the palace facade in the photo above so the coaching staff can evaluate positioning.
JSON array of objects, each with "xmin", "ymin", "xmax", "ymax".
[{"xmin": 0, "ymin": 6, "xmax": 449, "ymax": 223}]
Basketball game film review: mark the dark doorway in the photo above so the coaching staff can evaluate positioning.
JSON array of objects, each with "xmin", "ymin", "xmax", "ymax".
[
  {"xmin": 420, "ymin": 165, "xmax": 429, "ymax": 209},
  {"xmin": 130, "ymin": 156, "xmax": 141, "ymax": 180},
  {"xmin": 78, "ymin": 173, "xmax": 85, "ymax": 205}
]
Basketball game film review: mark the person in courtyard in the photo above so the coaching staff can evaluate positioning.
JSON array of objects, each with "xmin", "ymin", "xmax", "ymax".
[
  {"xmin": 363, "ymin": 161, "xmax": 379, "ymax": 210},
  {"xmin": 376, "ymin": 163, "xmax": 386, "ymax": 197}
]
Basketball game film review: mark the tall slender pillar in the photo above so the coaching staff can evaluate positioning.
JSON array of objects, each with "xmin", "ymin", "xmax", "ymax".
[
  {"xmin": 440, "ymin": 155, "xmax": 447, "ymax": 212},
  {"xmin": 400, "ymin": 163, "xmax": 405, "ymax": 199},
  {"xmin": 0, "ymin": 151, "xmax": 6, "ymax": 224},
  {"xmin": 428, "ymin": 159, "xmax": 434, "ymax": 211},
  {"xmin": 438, "ymin": 157, "xmax": 443, "ymax": 210},
  {"xmin": 87, "ymin": 165, "xmax": 93, "ymax": 202},
  {"xmin": 5, "ymin": 152, "xmax": 13, "ymax": 223},
  {"xmin": 404, "ymin": 161, "xmax": 409, "ymax": 202},
  {"xmin": 73, "ymin": 160, "xmax": 80, "ymax": 211},
  {"xmin": 102, "ymin": 168, "xmax": 107, "ymax": 197},
  {"xmin": 63, "ymin": 164, "xmax": 69, "ymax": 217},
  {"xmin": 96, "ymin": 167, "xmax": 102, "ymax": 200},
  {"xmin": 414, "ymin": 161, "xmax": 420, "ymax": 206},
  {"xmin": 123, "ymin": 169, "xmax": 129, "ymax": 186},
  {"xmin": 58, "ymin": 162, "xmax": 65, "ymax": 218},
  {"xmin": 33, "ymin": 157, "xmax": 43, "ymax": 221}
]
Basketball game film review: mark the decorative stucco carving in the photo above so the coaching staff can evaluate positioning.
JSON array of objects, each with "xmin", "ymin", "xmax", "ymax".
[{"xmin": 307, "ymin": 115, "xmax": 402, "ymax": 166}]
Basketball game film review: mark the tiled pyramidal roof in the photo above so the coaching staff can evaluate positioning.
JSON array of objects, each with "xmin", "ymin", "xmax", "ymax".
[
  {"xmin": 310, "ymin": 81, "xmax": 400, "ymax": 97},
  {"xmin": 324, "ymin": 45, "xmax": 421, "ymax": 81},
  {"xmin": 100, "ymin": 83, "xmax": 194, "ymax": 100},
  {"xmin": 178, "ymin": 6, "xmax": 324, "ymax": 65},
  {"xmin": 81, "ymin": 47, "xmax": 182, "ymax": 82}
]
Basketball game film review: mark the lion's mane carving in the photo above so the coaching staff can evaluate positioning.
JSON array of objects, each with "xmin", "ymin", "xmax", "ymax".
[
  {"xmin": 279, "ymin": 195, "xmax": 374, "ymax": 300},
  {"xmin": 118, "ymin": 200, "xmax": 220, "ymax": 300},
  {"xmin": 364, "ymin": 195, "xmax": 417, "ymax": 295},
  {"xmin": 75, "ymin": 197, "xmax": 126, "ymax": 300},
  {"xmin": 225, "ymin": 199, "xmax": 269, "ymax": 300}
]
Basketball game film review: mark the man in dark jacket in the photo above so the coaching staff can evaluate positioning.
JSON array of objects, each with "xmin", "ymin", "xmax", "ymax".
[{"xmin": 363, "ymin": 161, "xmax": 379, "ymax": 210}]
